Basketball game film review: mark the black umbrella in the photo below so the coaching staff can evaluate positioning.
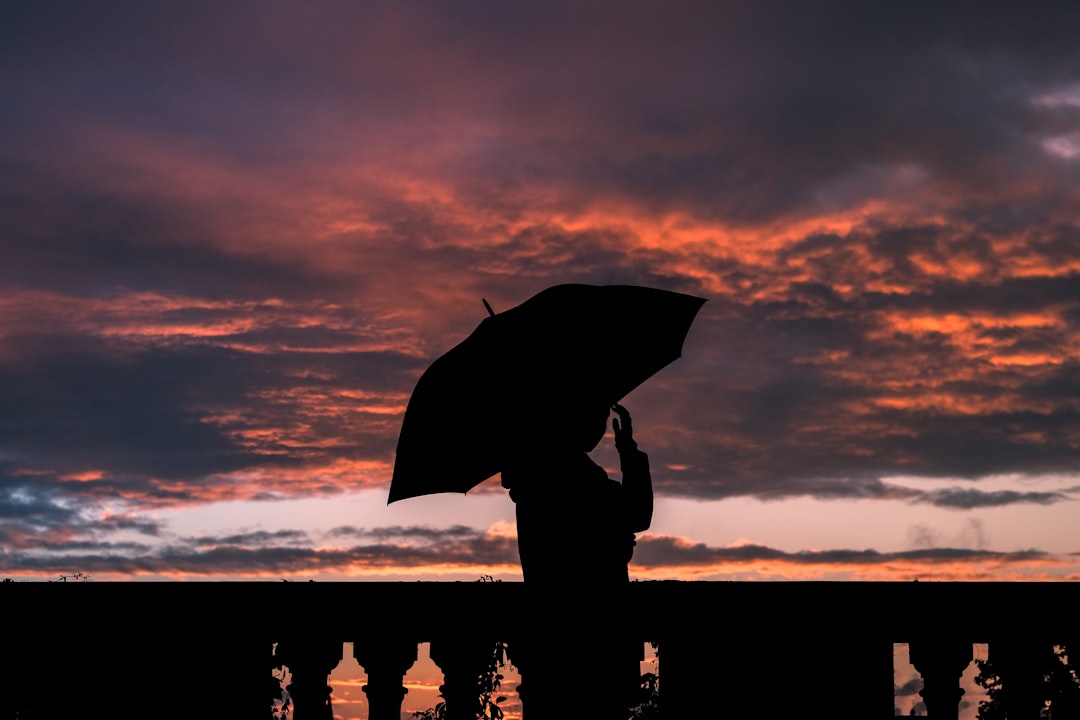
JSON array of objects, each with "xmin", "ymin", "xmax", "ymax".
[{"xmin": 388, "ymin": 284, "xmax": 706, "ymax": 503}]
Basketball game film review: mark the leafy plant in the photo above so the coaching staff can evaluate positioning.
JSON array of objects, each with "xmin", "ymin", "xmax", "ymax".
[
  {"xmin": 628, "ymin": 641, "xmax": 661, "ymax": 719},
  {"xmin": 271, "ymin": 643, "xmax": 292, "ymax": 719},
  {"xmin": 413, "ymin": 641, "xmax": 509, "ymax": 720},
  {"xmin": 630, "ymin": 670, "xmax": 661, "ymax": 719},
  {"xmin": 975, "ymin": 644, "xmax": 1080, "ymax": 720}
]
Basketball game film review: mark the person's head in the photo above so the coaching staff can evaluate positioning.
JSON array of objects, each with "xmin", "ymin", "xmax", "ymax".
[
  {"xmin": 535, "ymin": 403, "xmax": 613, "ymax": 453},
  {"xmin": 560, "ymin": 401, "xmax": 610, "ymax": 453},
  {"xmin": 507, "ymin": 401, "xmax": 610, "ymax": 456}
]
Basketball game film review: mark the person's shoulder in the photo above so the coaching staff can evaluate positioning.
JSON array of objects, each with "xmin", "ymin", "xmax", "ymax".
[{"xmin": 576, "ymin": 453, "xmax": 612, "ymax": 478}]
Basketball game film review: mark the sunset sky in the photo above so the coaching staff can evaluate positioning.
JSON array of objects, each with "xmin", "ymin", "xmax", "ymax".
[{"xmin": 3, "ymin": 1, "xmax": 1080, "ymax": 582}]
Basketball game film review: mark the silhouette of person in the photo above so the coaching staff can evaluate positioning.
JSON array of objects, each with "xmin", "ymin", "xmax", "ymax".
[
  {"xmin": 501, "ymin": 402, "xmax": 652, "ymax": 586},
  {"xmin": 501, "ymin": 402, "xmax": 652, "ymax": 719}
]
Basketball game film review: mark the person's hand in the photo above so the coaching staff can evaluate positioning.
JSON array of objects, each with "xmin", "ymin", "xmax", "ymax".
[{"xmin": 612, "ymin": 403, "xmax": 635, "ymax": 451}]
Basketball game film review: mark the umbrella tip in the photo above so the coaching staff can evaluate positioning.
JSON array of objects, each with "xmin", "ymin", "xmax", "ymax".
[{"xmin": 482, "ymin": 298, "xmax": 496, "ymax": 317}]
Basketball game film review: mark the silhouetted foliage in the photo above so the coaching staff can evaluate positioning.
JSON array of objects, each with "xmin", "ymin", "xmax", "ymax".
[
  {"xmin": 630, "ymin": 670, "xmax": 660, "ymax": 720},
  {"xmin": 974, "ymin": 658, "xmax": 1005, "ymax": 720},
  {"xmin": 413, "ymin": 642, "xmax": 508, "ymax": 720},
  {"xmin": 975, "ymin": 645, "xmax": 1080, "ymax": 720},
  {"xmin": 271, "ymin": 643, "xmax": 292, "ymax": 720}
]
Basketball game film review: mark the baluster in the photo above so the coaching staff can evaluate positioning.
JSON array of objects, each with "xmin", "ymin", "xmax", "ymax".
[
  {"xmin": 430, "ymin": 637, "xmax": 497, "ymax": 720},
  {"xmin": 909, "ymin": 639, "xmax": 972, "ymax": 720},
  {"xmin": 353, "ymin": 637, "xmax": 418, "ymax": 720},
  {"xmin": 275, "ymin": 639, "xmax": 343, "ymax": 720}
]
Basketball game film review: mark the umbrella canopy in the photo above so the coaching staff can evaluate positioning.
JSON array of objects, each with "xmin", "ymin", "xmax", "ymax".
[{"xmin": 388, "ymin": 284, "xmax": 706, "ymax": 503}]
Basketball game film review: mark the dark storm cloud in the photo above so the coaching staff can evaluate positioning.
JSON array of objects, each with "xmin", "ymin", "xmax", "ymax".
[
  {"xmin": 190, "ymin": 529, "xmax": 311, "ymax": 547},
  {"xmin": 631, "ymin": 536, "xmax": 1048, "ymax": 569},
  {"xmin": 5, "ymin": 1, "xmax": 1079, "ymax": 222},
  {"xmin": 916, "ymin": 488, "xmax": 1071, "ymax": 509},
  {"xmin": 94, "ymin": 515, "xmax": 163, "ymax": 537},
  {"xmin": 326, "ymin": 525, "xmax": 479, "ymax": 541},
  {"xmin": 6, "ymin": 0, "xmax": 1077, "ymax": 267},
  {"xmin": 0, "ymin": 330, "xmax": 421, "ymax": 499},
  {"xmin": 0, "ymin": 336, "xmax": 260, "ymax": 481},
  {"xmin": 0, "ymin": 169, "xmax": 345, "ymax": 301},
  {"xmin": 431, "ymin": 1, "xmax": 1080, "ymax": 222},
  {"xmin": 651, "ymin": 373, "xmax": 1080, "ymax": 502},
  {"xmin": 864, "ymin": 410, "xmax": 1080, "ymax": 476},
  {"xmin": 0, "ymin": 524, "xmax": 521, "ymax": 576},
  {"xmin": 37, "ymin": 540, "xmax": 154, "ymax": 553}
]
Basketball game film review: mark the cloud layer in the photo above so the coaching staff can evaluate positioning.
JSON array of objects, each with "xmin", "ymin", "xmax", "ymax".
[
  {"xmin": 2, "ymin": 1, "xmax": 1079, "ymax": 577},
  {"xmin": 5, "ymin": 521, "xmax": 1077, "ymax": 582}
]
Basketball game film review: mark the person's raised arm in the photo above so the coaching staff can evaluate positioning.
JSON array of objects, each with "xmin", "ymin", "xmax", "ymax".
[{"xmin": 612, "ymin": 403, "xmax": 653, "ymax": 532}]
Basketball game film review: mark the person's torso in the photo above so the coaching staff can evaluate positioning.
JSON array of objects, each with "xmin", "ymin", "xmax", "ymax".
[{"xmin": 504, "ymin": 453, "xmax": 636, "ymax": 585}]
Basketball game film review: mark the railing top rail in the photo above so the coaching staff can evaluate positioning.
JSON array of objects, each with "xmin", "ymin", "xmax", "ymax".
[{"xmin": 8, "ymin": 580, "xmax": 1079, "ymax": 640}]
